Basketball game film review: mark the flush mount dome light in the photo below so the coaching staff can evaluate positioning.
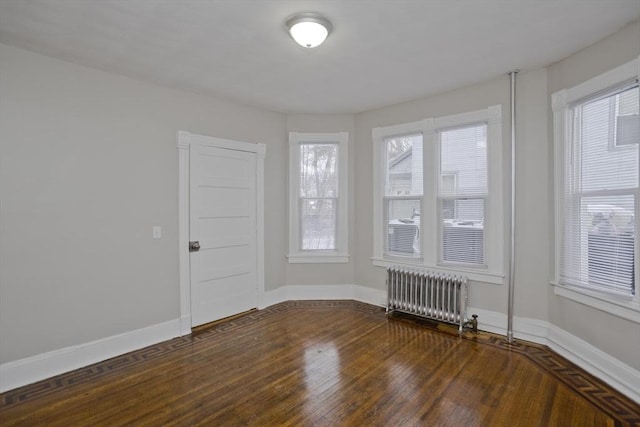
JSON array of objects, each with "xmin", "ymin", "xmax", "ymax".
[{"xmin": 285, "ymin": 13, "xmax": 332, "ymax": 48}]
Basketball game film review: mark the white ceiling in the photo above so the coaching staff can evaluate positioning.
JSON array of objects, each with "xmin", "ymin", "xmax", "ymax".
[{"xmin": 0, "ymin": 0, "xmax": 638, "ymax": 114}]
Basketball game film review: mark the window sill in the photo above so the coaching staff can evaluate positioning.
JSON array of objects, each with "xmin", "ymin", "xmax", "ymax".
[
  {"xmin": 371, "ymin": 257, "xmax": 504, "ymax": 285},
  {"xmin": 551, "ymin": 282, "xmax": 640, "ymax": 323},
  {"xmin": 288, "ymin": 253, "xmax": 350, "ymax": 264}
]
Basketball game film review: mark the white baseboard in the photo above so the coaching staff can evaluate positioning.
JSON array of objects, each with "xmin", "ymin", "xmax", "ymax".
[
  {"xmin": 179, "ymin": 315, "xmax": 192, "ymax": 336},
  {"xmin": 547, "ymin": 324, "xmax": 640, "ymax": 403},
  {"xmin": 467, "ymin": 306, "xmax": 638, "ymax": 403},
  {"xmin": 259, "ymin": 284, "xmax": 386, "ymax": 309},
  {"xmin": 466, "ymin": 307, "xmax": 549, "ymax": 345},
  {"xmin": 0, "ymin": 319, "xmax": 181, "ymax": 393},
  {"xmin": 3, "ymin": 284, "xmax": 637, "ymax": 404},
  {"xmin": 466, "ymin": 306, "xmax": 507, "ymax": 336},
  {"xmin": 354, "ymin": 285, "xmax": 388, "ymax": 307}
]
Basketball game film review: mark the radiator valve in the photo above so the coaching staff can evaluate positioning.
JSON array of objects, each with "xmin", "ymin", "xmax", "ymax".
[{"xmin": 464, "ymin": 314, "xmax": 478, "ymax": 333}]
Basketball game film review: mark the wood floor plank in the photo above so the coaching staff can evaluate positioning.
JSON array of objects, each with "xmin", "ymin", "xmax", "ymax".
[{"xmin": 1, "ymin": 300, "xmax": 638, "ymax": 426}]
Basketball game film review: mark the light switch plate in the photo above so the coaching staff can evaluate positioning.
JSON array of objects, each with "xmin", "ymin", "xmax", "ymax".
[{"xmin": 153, "ymin": 226, "xmax": 162, "ymax": 239}]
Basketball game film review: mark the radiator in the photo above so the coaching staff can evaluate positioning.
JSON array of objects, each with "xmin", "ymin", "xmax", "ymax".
[{"xmin": 386, "ymin": 266, "xmax": 468, "ymax": 332}]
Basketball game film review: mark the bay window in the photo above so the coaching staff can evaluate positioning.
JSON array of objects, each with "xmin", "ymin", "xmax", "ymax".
[{"xmin": 372, "ymin": 106, "xmax": 504, "ymax": 284}]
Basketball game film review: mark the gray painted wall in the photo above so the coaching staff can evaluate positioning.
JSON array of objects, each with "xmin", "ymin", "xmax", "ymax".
[{"xmin": 0, "ymin": 44, "xmax": 286, "ymax": 363}]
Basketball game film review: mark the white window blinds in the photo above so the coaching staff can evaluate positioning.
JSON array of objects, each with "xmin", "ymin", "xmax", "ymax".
[
  {"xmin": 383, "ymin": 133, "xmax": 423, "ymax": 257},
  {"xmin": 562, "ymin": 84, "xmax": 638, "ymax": 296},
  {"xmin": 299, "ymin": 143, "xmax": 338, "ymax": 250},
  {"xmin": 438, "ymin": 124, "xmax": 487, "ymax": 266}
]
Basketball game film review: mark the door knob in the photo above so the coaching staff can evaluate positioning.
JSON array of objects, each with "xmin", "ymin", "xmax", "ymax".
[{"xmin": 189, "ymin": 241, "xmax": 201, "ymax": 252}]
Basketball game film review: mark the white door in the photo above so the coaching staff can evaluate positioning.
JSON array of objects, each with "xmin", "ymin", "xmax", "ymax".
[{"xmin": 189, "ymin": 144, "xmax": 257, "ymax": 327}]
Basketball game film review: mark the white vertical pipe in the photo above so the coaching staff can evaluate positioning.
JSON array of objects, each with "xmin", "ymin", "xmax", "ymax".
[{"xmin": 507, "ymin": 70, "xmax": 519, "ymax": 344}]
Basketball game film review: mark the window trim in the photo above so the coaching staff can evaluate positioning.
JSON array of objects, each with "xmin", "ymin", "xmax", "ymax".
[
  {"xmin": 288, "ymin": 132, "xmax": 349, "ymax": 263},
  {"xmin": 551, "ymin": 56, "xmax": 640, "ymax": 321},
  {"xmin": 373, "ymin": 120, "xmax": 429, "ymax": 264},
  {"xmin": 371, "ymin": 106, "xmax": 504, "ymax": 285}
]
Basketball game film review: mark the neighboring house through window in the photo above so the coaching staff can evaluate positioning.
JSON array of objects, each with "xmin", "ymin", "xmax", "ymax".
[
  {"xmin": 440, "ymin": 173, "xmax": 458, "ymax": 220},
  {"xmin": 288, "ymin": 132, "xmax": 349, "ymax": 263},
  {"xmin": 438, "ymin": 124, "xmax": 487, "ymax": 266},
  {"xmin": 384, "ymin": 133, "xmax": 423, "ymax": 258}
]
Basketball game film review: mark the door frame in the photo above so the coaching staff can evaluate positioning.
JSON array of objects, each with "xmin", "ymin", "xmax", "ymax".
[{"xmin": 177, "ymin": 130, "xmax": 266, "ymax": 335}]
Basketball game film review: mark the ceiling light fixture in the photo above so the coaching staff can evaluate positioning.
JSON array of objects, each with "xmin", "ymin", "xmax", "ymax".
[{"xmin": 285, "ymin": 13, "xmax": 332, "ymax": 48}]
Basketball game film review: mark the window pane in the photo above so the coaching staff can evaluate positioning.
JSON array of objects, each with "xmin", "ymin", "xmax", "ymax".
[
  {"xmin": 578, "ymin": 86, "xmax": 639, "ymax": 192},
  {"xmin": 300, "ymin": 144, "xmax": 338, "ymax": 198},
  {"xmin": 384, "ymin": 134, "xmax": 423, "ymax": 196},
  {"xmin": 561, "ymin": 195, "xmax": 635, "ymax": 294},
  {"xmin": 440, "ymin": 124, "xmax": 487, "ymax": 196},
  {"xmin": 301, "ymin": 199, "xmax": 336, "ymax": 250},
  {"xmin": 438, "ymin": 124, "xmax": 487, "ymax": 266},
  {"xmin": 562, "ymin": 85, "xmax": 638, "ymax": 296},
  {"xmin": 386, "ymin": 199, "xmax": 421, "ymax": 257},
  {"xmin": 441, "ymin": 199, "xmax": 485, "ymax": 265}
]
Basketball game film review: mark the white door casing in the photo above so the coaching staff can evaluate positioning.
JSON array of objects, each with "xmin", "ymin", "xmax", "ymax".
[{"xmin": 178, "ymin": 131, "xmax": 266, "ymax": 333}]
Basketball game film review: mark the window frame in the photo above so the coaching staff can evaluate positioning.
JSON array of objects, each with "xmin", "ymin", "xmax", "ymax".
[
  {"xmin": 551, "ymin": 56, "xmax": 640, "ymax": 323},
  {"xmin": 288, "ymin": 132, "xmax": 349, "ymax": 263},
  {"xmin": 372, "ymin": 106, "xmax": 504, "ymax": 285}
]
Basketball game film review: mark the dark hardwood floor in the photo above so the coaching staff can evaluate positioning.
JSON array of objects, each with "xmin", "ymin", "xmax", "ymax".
[{"xmin": 1, "ymin": 300, "xmax": 639, "ymax": 426}]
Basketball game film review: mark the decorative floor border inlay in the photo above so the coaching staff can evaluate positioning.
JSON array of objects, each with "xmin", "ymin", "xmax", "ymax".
[
  {"xmin": 465, "ymin": 334, "xmax": 640, "ymax": 425},
  {"xmin": 1, "ymin": 300, "xmax": 639, "ymax": 425}
]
